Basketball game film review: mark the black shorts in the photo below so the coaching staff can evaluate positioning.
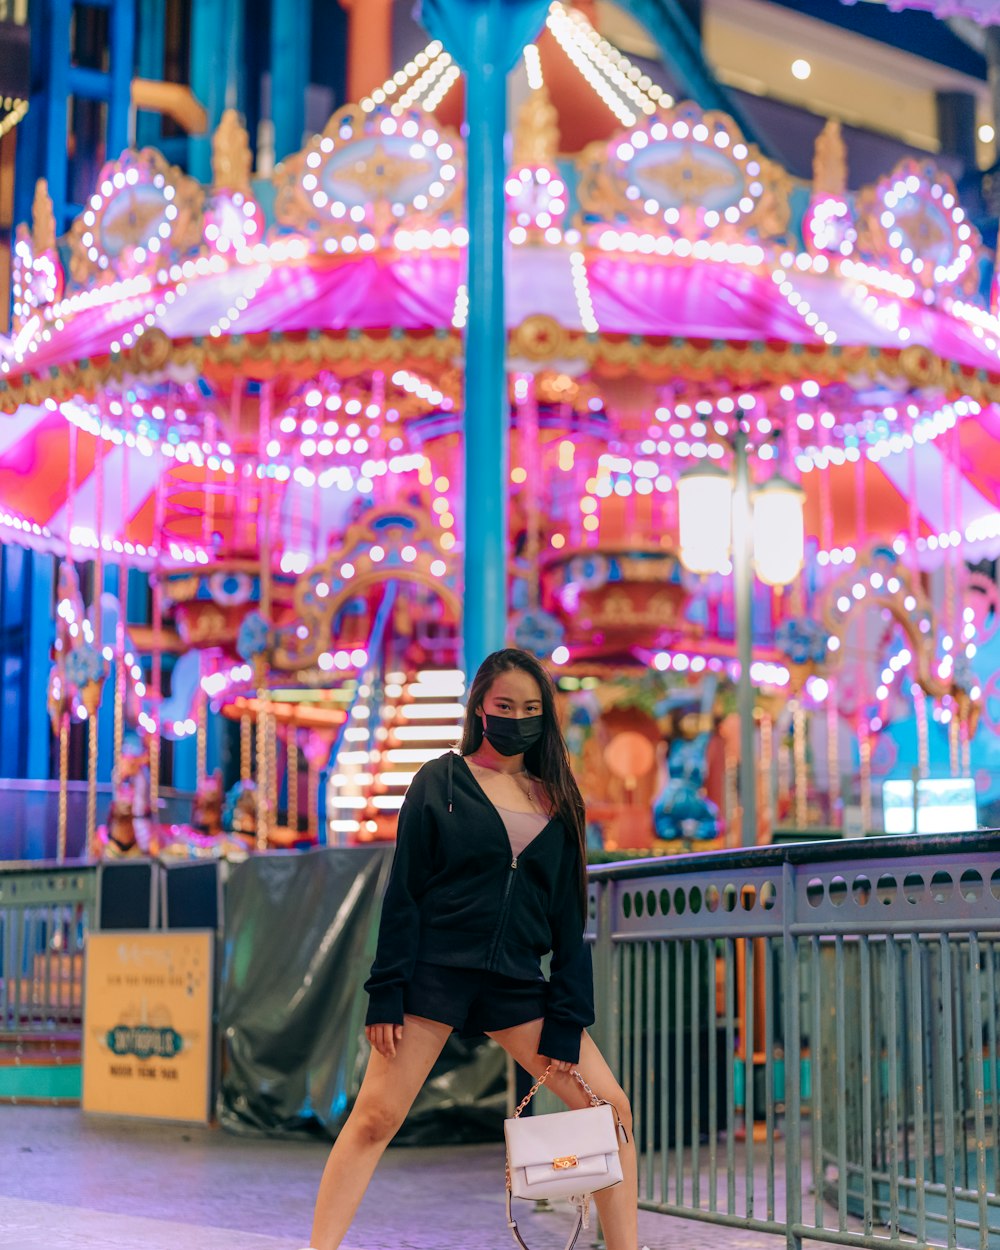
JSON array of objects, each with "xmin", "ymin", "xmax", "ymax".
[{"xmin": 403, "ymin": 961, "xmax": 548, "ymax": 1039}]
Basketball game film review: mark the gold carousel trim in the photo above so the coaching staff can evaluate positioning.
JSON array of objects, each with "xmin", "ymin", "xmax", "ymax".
[{"xmin": 5, "ymin": 325, "xmax": 1000, "ymax": 413}]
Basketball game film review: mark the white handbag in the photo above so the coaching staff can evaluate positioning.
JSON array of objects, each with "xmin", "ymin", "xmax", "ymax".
[{"xmin": 504, "ymin": 1065, "xmax": 628, "ymax": 1250}]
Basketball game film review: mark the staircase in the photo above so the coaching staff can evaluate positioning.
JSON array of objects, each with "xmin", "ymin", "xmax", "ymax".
[
  {"xmin": 0, "ymin": 1031, "xmax": 81, "ymax": 1105},
  {"xmin": 326, "ymin": 668, "xmax": 466, "ymax": 844}
]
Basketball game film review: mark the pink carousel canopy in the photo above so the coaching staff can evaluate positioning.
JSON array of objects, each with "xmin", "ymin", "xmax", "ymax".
[{"xmin": 0, "ymin": 3, "xmax": 999, "ymax": 578}]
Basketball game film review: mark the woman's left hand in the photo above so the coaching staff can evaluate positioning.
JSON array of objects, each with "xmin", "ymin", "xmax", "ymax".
[{"xmin": 543, "ymin": 1056, "xmax": 574, "ymax": 1073}]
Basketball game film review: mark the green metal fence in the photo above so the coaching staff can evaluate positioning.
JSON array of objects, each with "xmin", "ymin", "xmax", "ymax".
[
  {"xmin": 588, "ymin": 833, "xmax": 1000, "ymax": 1250},
  {"xmin": 0, "ymin": 862, "xmax": 97, "ymax": 1037}
]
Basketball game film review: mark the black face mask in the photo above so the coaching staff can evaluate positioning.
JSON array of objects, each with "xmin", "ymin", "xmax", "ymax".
[{"xmin": 482, "ymin": 713, "xmax": 544, "ymax": 757}]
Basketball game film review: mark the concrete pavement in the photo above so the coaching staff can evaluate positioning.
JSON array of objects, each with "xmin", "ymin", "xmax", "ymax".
[{"xmin": 0, "ymin": 1106, "xmax": 792, "ymax": 1250}]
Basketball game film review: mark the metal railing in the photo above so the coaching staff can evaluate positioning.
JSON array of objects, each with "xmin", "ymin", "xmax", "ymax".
[
  {"xmin": 587, "ymin": 833, "xmax": 1000, "ymax": 1250},
  {"xmin": 0, "ymin": 862, "xmax": 97, "ymax": 1036},
  {"xmin": 0, "ymin": 781, "xmax": 196, "ymax": 861},
  {"xmin": 4, "ymin": 830, "xmax": 998, "ymax": 1250}
]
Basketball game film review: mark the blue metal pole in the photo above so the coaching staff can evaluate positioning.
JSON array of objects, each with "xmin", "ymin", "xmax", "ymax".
[
  {"xmin": 173, "ymin": 733, "xmax": 197, "ymax": 792},
  {"xmin": 108, "ymin": 0, "xmax": 135, "ymax": 155},
  {"xmin": 222, "ymin": 0, "xmax": 245, "ymax": 116},
  {"xmin": 135, "ymin": 0, "xmax": 166, "ymax": 149},
  {"xmin": 26, "ymin": 553, "xmax": 56, "ymax": 780},
  {"xmin": 125, "ymin": 567, "xmax": 148, "ymax": 626},
  {"xmin": 462, "ymin": 1, "xmax": 509, "ymax": 677},
  {"xmin": 207, "ymin": 709, "xmax": 222, "ymax": 780},
  {"xmin": 188, "ymin": 0, "xmax": 228, "ymax": 182},
  {"xmin": 733, "ymin": 431, "xmax": 757, "ymax": 847},
  {"xmin": 66, "ymin": 65, "xmax": 113, "ymax": 99},
  {"xmin": 410, "ymin": 0, "xmax": 548, "ymax": 675},
  {"xmin": 97, "ymin": 566, "xmax": 117, "ymax": 783},
  {"xmin": 625, "ymin": 0, "xmax": 778, "ymax": 161},
  {"xmin": 45, "ymin": 0, "xmax": 72, "ymax": 230},
  {"xmin": 270, "ymin": 0, "xmax": 308, "ymax": 162}
]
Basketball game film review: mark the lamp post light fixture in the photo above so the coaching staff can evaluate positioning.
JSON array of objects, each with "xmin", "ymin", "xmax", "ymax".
[
  {"xmin": 677, "ymin": 465, "xmax": 806, "ymax": 588},
  {"xmin": 752, "ymin": 475, "xmax": 807, "ymax": 588},
  {"xmin": 677, "ymin": 441, "xmax": 806, "ymax": 844},
  {"xmin": 677, "ymin": 462, "xmax": 733, "ymax": 576}
]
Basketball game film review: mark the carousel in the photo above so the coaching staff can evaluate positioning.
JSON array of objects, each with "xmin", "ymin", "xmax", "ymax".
[{"xmin": 3, "ymin": 1, "xmax": 1000, "ymax": 859}]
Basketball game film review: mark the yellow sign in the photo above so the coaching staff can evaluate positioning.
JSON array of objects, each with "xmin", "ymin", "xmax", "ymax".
[{"xmin": 83, "ymin": 930, "xmax": 213, "ymax": 1123}]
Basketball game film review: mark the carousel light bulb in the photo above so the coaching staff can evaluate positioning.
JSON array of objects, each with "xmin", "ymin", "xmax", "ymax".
[
  {"xmin": 677, "ymin": 465, "xmax": 733, "ymax": 575},
  {"xmin": 752, "ymin": 476, "xmax": 805, "ymax": 587}
]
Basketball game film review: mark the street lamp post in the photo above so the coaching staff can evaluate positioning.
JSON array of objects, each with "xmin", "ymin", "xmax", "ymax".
[
  {"xmin": 677, "ymin": 432, "xmax": 805, "ymax": 847},
  {"xmin": 732, "ymin": 431, "xmax": 757, "ymax": 848}
]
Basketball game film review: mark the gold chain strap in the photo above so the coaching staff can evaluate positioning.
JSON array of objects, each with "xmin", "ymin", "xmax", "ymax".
[{"xmin": 512, "ymin": 1064, "xmax": 604, "ymax": 1119}]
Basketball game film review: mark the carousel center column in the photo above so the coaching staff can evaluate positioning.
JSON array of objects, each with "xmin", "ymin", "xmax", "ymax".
[{"xmin": 420, "ymin": 0, "xmax": 550, "ymax": 675}]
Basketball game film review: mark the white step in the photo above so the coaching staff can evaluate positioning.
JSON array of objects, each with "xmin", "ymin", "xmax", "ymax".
[{"xmin": 326, "ymin": 669, "xmax": 465, "ymax": 842}]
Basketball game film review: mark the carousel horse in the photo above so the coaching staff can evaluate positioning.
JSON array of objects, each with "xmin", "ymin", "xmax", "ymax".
[
  {"xmin": 95, "ymin": 789, "xmax": 141, "ymax": 858},
  {"xmin": 193, "ymin": 771, "xmax": 224, "ymax": 835},
  {"xmin": 93, "ymin": 734, "xmax": 153, "ymax": 858},
  {"xmin": 121, "ymin": 736, "xmax": 153, "ymax": 849},
  {"xmin": 155, "ymin": 772, "xmax": 249, "ymax": 861},
  {"xmin": 223, "ymin": 779, "xmax": 259, "ymax": 843}
]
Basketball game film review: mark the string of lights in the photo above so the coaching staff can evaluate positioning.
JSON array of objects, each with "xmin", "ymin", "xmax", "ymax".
[
  {"xmin": 422, "ymin": 62, "xmax": 462, "ymax": 112},
  {"xmin": 451, "ymin": 283, "xmax": 469, "ymax": 329},
  {"xmin": 553, "ymin": 3, "xmax": 661, "ymax": 116},
  {"xmin": 770, "ymin": 266, "xmax": 837, "ymax": 343},
  {"xmin": 361, "ymin": 41, "xmax": 444, "ymax": 112},
  {"xmin": 569, "ymin": 251, "xmax": 599, "ymax": 333},
  {"xmin": 545, "ymin": 7, "xmax": 637, "ymax": 126},
  {"xmin": 523, "ymin": 43, "xmax": 544, "ymax": 91},
  {"xmin": 394, "ymin": 51, "xmax": 453, "ymax": 114},
  {"xmin": 0, "ymin": 96, "xmax": 28, "ymax": 141}
]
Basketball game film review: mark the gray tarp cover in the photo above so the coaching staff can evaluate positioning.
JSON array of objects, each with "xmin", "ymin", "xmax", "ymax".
[{"xmin": 218, "ymin": 846, "xmax": 507, "ymax": 1141}]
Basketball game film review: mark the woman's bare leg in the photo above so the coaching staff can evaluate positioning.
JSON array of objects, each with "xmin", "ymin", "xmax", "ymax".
[
  {"xmin": 487, "ymin": 1020, "xmax": 638, "ymax": 1250},
  {"xmin": 308, "ymin": 1014, "xmax": 453, "ymax": 1250}
]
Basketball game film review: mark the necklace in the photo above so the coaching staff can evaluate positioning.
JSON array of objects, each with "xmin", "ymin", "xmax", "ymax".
[{"xmin": 468, "ymin": 755, "xmax": 540, "ymax": 810}]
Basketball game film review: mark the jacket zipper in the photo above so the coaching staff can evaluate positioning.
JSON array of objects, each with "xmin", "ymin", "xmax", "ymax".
[{"xmin": 485, "ymin": 855, "xmax": 518, "ymax": 970}]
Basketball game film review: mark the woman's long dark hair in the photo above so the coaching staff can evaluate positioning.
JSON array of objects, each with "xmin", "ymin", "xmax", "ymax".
[{"xmin": 460, "ymin": 648, "xmax": 588, "ymax": 912}]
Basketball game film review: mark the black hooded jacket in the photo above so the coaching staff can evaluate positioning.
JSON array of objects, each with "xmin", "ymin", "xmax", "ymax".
[{"xmin": 363, "ymin": 751, "xmax": 594, "ymax": 1063}]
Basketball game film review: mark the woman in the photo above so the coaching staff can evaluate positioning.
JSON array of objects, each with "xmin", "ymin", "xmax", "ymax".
[{"xmin": 306, "ymin": 648, "xmax": 638, "ymax": 1250}]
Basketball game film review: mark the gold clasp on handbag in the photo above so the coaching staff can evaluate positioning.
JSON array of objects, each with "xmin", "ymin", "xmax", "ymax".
[{"xmin": 552, "ymin": 1155, "xmax": 578, "ymax": 1170}]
